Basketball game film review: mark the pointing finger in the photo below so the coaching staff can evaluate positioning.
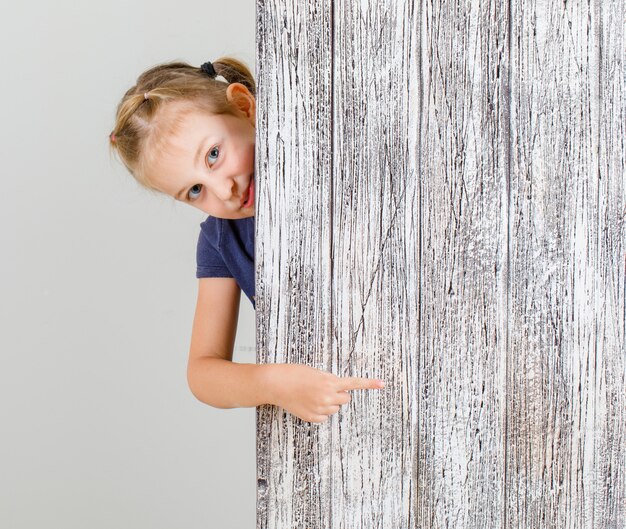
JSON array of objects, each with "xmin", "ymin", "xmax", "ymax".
[{"xmin": 339, "ymin": 377, "xmax": 385, "ymax": 391}]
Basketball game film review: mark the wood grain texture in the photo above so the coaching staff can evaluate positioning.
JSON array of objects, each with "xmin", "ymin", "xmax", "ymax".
[
  {"xmin": 416, "ymin": 2, "xmax": 509, "ymax": 528},
  {"xmin": 256, "ymin": 0, "xmax": 625, "ymax": 527},
  {"xmin": 595, "ymin": 2, "xmax": 626, "ymax": 526},
  {"xmin": 255, "ymin": 1, "xmax": 334, "ymax": 528},
  {"xmin": 507, "ymin": 1, "xmax": 625, "ymax": 527},
  {"xmin": 331, "ymin": 2, "xmax": 420, "ymax": 528}
]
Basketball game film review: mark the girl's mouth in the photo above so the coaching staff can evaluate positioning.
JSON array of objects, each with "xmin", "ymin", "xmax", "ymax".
[{"xmin": 242, "ymin": 178, "xmax": 255, "ymax": 208}]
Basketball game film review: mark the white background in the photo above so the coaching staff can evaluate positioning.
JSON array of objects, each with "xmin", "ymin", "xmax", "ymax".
[{"xmin": 0, "ymin": 2, "xmax": 257, "ymax": 527}]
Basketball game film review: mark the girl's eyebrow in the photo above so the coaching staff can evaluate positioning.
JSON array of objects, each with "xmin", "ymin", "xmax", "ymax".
[
  {"xmin": 193, "ymin": 134, "xmax": 215, "ymax": 168},
  {"xmin": 175, "ymin": 186, "xmax": 188, "ymax": 201},
  {"xmin": 194, "ymin": 136, "xmax": 211, "ymax": 169}
]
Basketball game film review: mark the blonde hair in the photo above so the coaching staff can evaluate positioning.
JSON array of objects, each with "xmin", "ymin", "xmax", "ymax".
[{"xmin": 109, "ymin": 57, "xmax": 255, "ymax": 192}]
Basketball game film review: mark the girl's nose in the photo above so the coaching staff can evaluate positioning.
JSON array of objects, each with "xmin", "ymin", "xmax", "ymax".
[{"xmin": 216, "ymin": 178, "xmax": 237, "ymax": 201}]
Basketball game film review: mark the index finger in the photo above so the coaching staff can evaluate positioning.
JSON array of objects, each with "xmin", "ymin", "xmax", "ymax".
[{"xmin": 338, "ymin": 377, "xmax": 385, "ymax": 391}]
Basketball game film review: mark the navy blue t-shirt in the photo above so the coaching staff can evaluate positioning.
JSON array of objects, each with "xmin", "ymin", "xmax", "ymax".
[{"xmin": 195, "ymin": 215, "xmax": 255, "ymax": 308}]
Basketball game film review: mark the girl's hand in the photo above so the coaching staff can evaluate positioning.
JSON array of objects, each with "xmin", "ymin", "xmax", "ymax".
[{"xmin": 265, "ymin": 363, "xmax": 385, "ymax": 423}]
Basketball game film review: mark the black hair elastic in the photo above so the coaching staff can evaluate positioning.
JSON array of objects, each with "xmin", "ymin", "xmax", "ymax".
[{"xmin": 200, "ymin": 61, "xmax": 217, "ymax": 78}]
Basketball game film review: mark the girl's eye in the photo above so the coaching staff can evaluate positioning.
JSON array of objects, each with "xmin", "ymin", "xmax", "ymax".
[
  {"xmin": 187, "ymin": 184, "xmax": 202, "ymax": 201},
  {"xmin": 187, "ymin": 145, "xmax": 218, "ymax": 201},
  {"xmin": 206, "ymin": 145, "xmax": 220, "ymax": 166}
]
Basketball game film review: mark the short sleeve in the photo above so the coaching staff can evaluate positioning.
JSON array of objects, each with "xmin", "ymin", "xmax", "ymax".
[{"xmin": 195, "ymin": 220, "xmax": 233, "ymax": 278}]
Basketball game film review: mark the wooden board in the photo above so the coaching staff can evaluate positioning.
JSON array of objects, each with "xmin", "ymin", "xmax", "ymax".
[
  {"xmin": 255, "ymin": 1, "xmax": 335, "ymax": 528},
  {"xmin": 507, "ymin": 1, "xmax": 626, "ymax": 526},
  {"xmin": 256, "ymin": 0, "xmax": 625, "ymax": 527},
  {"xmin": 417, "ymin": 1, "xmax": 509, "ymax": 527}
]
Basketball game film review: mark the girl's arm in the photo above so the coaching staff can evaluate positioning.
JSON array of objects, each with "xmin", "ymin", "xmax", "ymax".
[
  {"xmin": 187, "ymin": 277, "xmax": 385, "ymax": 422},
  {"xmin": 186, "ymin": 277, "xmax": 272, "ymax": 408}
]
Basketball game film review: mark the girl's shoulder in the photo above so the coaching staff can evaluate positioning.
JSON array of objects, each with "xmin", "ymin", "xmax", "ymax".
[
  {"xmin": 198, "ymin": 215, "xmax": 222, "ymax": 246},
  {"xmin": 199, "ymin": 215, "xmax": 254, "ymax": 246}
]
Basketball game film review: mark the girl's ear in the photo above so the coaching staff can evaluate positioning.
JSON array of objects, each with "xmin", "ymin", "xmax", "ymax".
[{"xmin": 226, "ymin": 83, "xmax": 256, "ymax": 126}]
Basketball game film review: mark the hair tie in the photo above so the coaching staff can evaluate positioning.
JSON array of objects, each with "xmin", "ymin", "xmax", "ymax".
[
  {"xmin": 144, "ymin": 92, "xmax": 150, "ymax": 100},
  {"xmin": 109, "ymin": 132, "xmax": 117, "ymax": 143},
  {"xmin": 200, "ymin": 61, "xmax": 217, "ymax": 78}
]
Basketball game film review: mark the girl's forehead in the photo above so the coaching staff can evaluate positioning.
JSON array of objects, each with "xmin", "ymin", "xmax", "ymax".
[
  {"xmin": 152, "ymin": 105, "xmax": 210, "ymax": 152},
  {"xmin": 148, "ymin": 130, "xmax": 196, "ymax": 173},
  {"xmin": 146, "ymin": 111, "xmax": 222, "ymax": 172},
  {"xmin": 160, "ymin": 104, "xmax": 232, "ymax": 142}
]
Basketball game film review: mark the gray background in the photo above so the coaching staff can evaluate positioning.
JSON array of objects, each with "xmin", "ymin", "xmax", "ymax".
[{"xmin": 0, "ymin": 2, "xmax": 257, "ymax": 527}]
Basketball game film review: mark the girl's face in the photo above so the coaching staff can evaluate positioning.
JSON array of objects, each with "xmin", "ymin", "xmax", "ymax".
[{"xmin": 148, "ymin": 84, "xmax": 256, "ymax": 219}]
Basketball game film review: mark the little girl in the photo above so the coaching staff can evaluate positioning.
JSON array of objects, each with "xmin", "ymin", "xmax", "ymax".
[{"xmin": 109, "ymin": 57, "xmax": 385, "ymax": 423}]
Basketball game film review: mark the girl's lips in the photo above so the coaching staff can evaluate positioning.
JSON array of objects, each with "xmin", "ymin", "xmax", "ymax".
[{"xmin": 242, "ymin": 178, "xmax": 255, "ymax": 208}]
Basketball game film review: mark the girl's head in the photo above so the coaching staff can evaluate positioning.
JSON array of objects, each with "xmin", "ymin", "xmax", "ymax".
[{"xmin": 109, "ymin": 57, "xmax": 256, "ymax": 219}]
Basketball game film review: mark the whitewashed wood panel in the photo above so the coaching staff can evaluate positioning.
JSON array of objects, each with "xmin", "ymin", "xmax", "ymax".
[
  {"xmin": 595, "ymin": 2, "xmax": 626, "ymax": 526},
  {"xmin": 330, "ymin": 1, "xmax": 420, "ymax": 528},
  {"xmin": 256, "ymin": 0, "xmax": 625, "ymax": 527},
  {"xmin": 255, "ymin": 1, "xmax": 334, "ymax": 528},
  {"xmin": 416, "ymin": 2, "xmax": 509, "ymax": 528},
  {"xmin": 507, "ymin": 0, "xmax": 625, "ymax": 527}
]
